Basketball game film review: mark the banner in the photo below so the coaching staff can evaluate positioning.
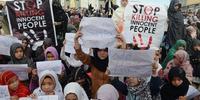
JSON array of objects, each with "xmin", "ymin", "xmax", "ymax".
[
  {"xmin": 0, "ymin": 85, "xmax": 10, "ymax": 100},
  {"xmin": 123, "ymin": 0, "xmax": 170, "ymax": 48},
  {"xmin": 65, "ymin": 33, "xmax": 90, "ymax": 54},
  {"xmin": 36, "ymin": 60, "xmax": 62, "ymax": 75},
  {"xmin": 0, "ymin": 64, "xmax": 29, "ymax": 81},
  {"xmin": 108, "ymin": 48, "xmax": 155, "ymax": 77},
  {"xmin": 80, "ymin": 17, "xmax": 117, "ymax": 48},
  {"xmin": 0, "ymin": 35, "xmax": 21, "ymax": 56},
  {"xmin": 6, "ymin": 0, "xmax": 57, "ymax": 45}
]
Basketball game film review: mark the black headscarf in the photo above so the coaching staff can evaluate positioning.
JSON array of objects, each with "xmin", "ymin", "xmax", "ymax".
[
  {"xmin": 166, "ymin": 0, "xmax": 186, "ymax": 47},
  {"xmin": 9, "ymin": 43, "xmax": 35, "ymax": 68},
  {"xmin": 190, "ymin": 39, "xmax": 200, "ymax": 77},
  {"xmin": 161, "ymin": 67, "xmax": 190, "ymax": 100},
  {"xmin": 90, "ymin": 48, "xmax": 108, "ymax": 72}
]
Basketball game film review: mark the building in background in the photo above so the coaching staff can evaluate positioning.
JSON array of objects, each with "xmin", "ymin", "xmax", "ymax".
[{"xmin": 180, "ymin": 0, "xmax": 200, "ymax": 13}]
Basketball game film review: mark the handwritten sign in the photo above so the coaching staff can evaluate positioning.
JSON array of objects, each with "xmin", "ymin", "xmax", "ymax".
[
  {"xmin": 0, "ymin": 64, "xmax": 28, "ymax": 81},
  {"xmin": 0, "ymin": 85, "xmax": 10, "ymax": 100},
  {"xmin": 65, "ymin": 33, "xmax": 90, "ymax": 54},
  {"xmin": 80, "ymin": 17, "xmax": 117, "ymax": 48},
  {"xmin": 36, "ymin": 60, "xmax": 62, "ymax": 75},
  {"xmin": 38, "ymin": 95, "xmax": 58, "ymax": 100},
  {"xmin": 108, "ymin": 48, "xmax": 155, "ymax": 77},
  {"xmin": 0, "ymin": 35, "xmax": 21, "ymax": 56}
]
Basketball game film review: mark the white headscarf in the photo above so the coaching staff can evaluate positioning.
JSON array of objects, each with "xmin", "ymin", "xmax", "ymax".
[
  {"xmin": 33, "ymin": 70, "xmax": 64, "ymax": 100},
  {"xmin": 66, "ymin": 54, "xmax": 83, "ymax": 67},
  {"xmin": 64, "ymin": 82, "xmax": 89, "ymax": 100},
  {"xmin": 97, "ymin": 84, "xmax": 119, "ymax": 100}
]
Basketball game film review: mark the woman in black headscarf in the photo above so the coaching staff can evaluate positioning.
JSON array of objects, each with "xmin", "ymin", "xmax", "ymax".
[
  {"xmin": 190, "ymin": 39, "xmax": 200, "ymax": 89},
  {"xmin": 166, "ymin": 0, "xmax": 186, "ymax": 47},
  {"xmin": 161, "ymin": 67, "xmax": 190, "ymax": 100}
]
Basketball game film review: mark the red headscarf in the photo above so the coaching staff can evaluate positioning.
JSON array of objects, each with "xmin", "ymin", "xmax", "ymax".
[{"xmin": 0, "ymin": 70, "xmax": 30, "ymax": 97}]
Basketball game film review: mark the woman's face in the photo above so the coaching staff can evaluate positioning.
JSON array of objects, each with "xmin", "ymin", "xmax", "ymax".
[
  {"xmin": 173, "ymin": 55, "xmax": 181, "ymax": 66},
  {"xmin": 46, "ymin": 52, "xmax": 55, "ymax": 61},
  {"xmin": 41, "ymin": 76, "xmax": 55, "ymax": 94},
  {"xmin": 126, "ymin": 77, "xmax": 140, "ymax": 87},
  {"xmin": 65, "ymin": 93, "xmax": 78, "ymax": 100},
  {"xmin": 193, "ymin": 45, "xmax": 200, "ymax": 51},
  {"xmin": 8, "ymin": 76, "xmax": 19, "ymax": 91},
  {"xmin": 171, "ymin": 77, "xmax": 183, "ymax": 87},
  {"xmin": 121, "ymin": 0, "xmax": 128, "ymax": 7},
  {"xmin": 22, "ymin": 40, "xmax": 28, "ymax": 49},
  {"xmin": 15, "ymin": 48, "xmax": 24, "ymax": 60},
  {"xmin": 97, "ymin": 49, "xmax": 108, "ymax": 60}
]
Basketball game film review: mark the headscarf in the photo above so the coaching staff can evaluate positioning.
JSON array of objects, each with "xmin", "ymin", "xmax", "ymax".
[
  {"xmin": 190, "ymin": 39, "xmax": 200, "ymax": 77},
  {"xmin": 90, "ymin": 48, "xmax": 108, "ymax": 72},
  {"xmin": 33, "ymin": 70, "xmax": 64, "ymax": 100},
  {"xmin": 97, "ymin": 84, "xmax": 119, "ymax": 100},
  {"xmin": 64, "ymin": 82, "xmax": 89, "ymax": 100},
  {"xmin": 164, "ymin": 50, "xmax": 193, "ymax": 81},
  {"xmin": 9, "ymin": 43, "xmax": 34, "ymax": 68},
  {"xmin": 186, "ymin": 26, "xmax": 197, "ymax": 38},
  {"xmin": 44, "ymin": 46, "xmax": 59, "ymax": 60},
  {"xmin": 0, "ymin": 70, "xmax": 30, "ymax": 97},
  {"xmin": 162, "ymin": 40, "xmax": 186, "ymax": 69},
  {"xmin": 161, "ymin": 67, "xmax": 190, "ymax": 100},
  {"xmin": 126, "ymin": 78, "xmax": 152, "ymax": 100},
  {"xmin": 43, "ymin": 38, "xmax": 53, "ymax": 49}
]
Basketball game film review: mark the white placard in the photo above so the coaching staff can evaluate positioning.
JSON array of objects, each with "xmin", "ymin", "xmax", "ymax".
[
  {"xmin": 0, "ymin": 35, "xmax": 21, "ymax": 56},
  {"xmin": 0, "ymin": 64, "xmax": 28, "ymax": 81},
  {"xmin": 80, "ymin": 17, "xmax": 117, "ymax": 48},
  {"xmin": 65, "ymin": 33, "xmax": 90, "ymax": 54},
  {"xmin": 186, "ymin": 85, "xmax": 200, "ymax": 100},
  {"xmin": 38, "ymin": 95, "xmax": 58, "ymax": 100},
  {"xmin": 123, "ymin": 0, "xmax": 170, "ymax": 48},
  {"xmin": 0, "ymin": 85, "xmax": 10, "ymax": 100},
  {"xmin": 36, "ymin": 60, "xmax": 62, "ymax": 75},
  {"xmin": 108, "ymin": 48, "xmax": 155, "ymax": 77}
]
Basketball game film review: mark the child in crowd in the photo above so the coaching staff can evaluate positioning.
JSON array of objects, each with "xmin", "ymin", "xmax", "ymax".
[
  {"xmin": 30, "ymin": 70, "xmax": 64, "ymax": 100},
  {"xmin": 0, "ymin": 70, "xmax": 30, "ymax": 99},
  {"xmin": 64, "ymin": 82, "xmax": 89, "ymax": 100}
]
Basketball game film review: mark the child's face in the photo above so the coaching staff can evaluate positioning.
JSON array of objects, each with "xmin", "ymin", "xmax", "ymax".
[
  {"xmin": 8, "ymin": 76, "xmax": 19, "ymax": 91},
  {"xmin": 97, "ymin": 49, "xmax": 108, "ymax": 60},
  {"xmin": 65, "ymin": 93, "xmax": 78, "ymax": 100},
  {"xmin": 15, "ymin": 48, "xmax": 24, "ymax": 60},
  {"xmin": 171, "ymin": 77, "xmax": 183, "ymax": 87},
  {"xmin": 41, "ymin": 76, "xmax": 55, "ymax": 94},
  {"xmin": 46, "ymin": 52, "xmax": 55, "ymax": 61}
]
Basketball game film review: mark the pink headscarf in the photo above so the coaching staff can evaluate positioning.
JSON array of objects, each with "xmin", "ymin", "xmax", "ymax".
[
  {"xmin": 44, "ymin": 46, "xmax": 59, "ymax": 60},
  {"xmin": 164, "ymin": 50, "xmax": 193, "ymax": 81}
]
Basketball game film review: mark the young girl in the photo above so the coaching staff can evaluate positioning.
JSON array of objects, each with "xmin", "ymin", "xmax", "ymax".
[
  {"xmin": 9, "ymin": 43, "xmax": 36, "ymax": 87},
  {"xmin": 9, "ymin": 43, "xmax": 35, "ymax": 72},
  {"xmin": 161, "ymin": 67, "xmax": 190, "ymax": 100},
  {"xmin": 0, "ymin": 70, "xmax": 30, "ymax": 99},
  {"xmin": 64, "ymin": 82, "xmax": 89, "ymax": 100},
  {"xmin": 30, "ymin": 70, "xmax": 64, "ymax": 100}
]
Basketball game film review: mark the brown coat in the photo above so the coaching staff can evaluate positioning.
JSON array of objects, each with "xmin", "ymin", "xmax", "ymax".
[{"xmin": 76, "ymin": 48, "xmax": 109, "ymax": 98}]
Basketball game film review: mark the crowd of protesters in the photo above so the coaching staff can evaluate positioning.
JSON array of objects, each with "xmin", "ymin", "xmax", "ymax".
[{"xmin": 1, "ymin": 0, "xmax": 200, "ymax": 100}]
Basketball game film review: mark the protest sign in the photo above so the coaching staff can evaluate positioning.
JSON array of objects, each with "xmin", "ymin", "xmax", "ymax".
[
  {"xmin": 65, "ymin": 33, "xmax": 90, "ymax": 54},
  {"xmin": 0, "ymin": 85, "xmax": 10, "ymax": 100},
  {"xmin": 36, "ymin": 60, "xmax": 62, "ymax": 75},
  {"xmin": 0, "ymin": 35, "xmax": 21, "ymax": 56},
  {"xmin": 80, "ymin": 17, "xmax": 117, "ymax": 48},
  {"xmin": 38, "ymin": 95, "xmax": 58, "ymax": 100},
  {"xmin": 123, "ymin": 0, "xmax": 170, "ymax": 48},
  {"xmin": 186, "ymin": 85, "xmax": 200, "ymax": 100},
  {"xmin": 108, "ymin": 48, "xmax": 155, "ymax": 77},
  {"xmin": 0, "ymin": 64, "xmax": 28, "ymax": 81},
  {"xmin": 6, "ymin": 0, "xmax": 57, "ymax": 45}
]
